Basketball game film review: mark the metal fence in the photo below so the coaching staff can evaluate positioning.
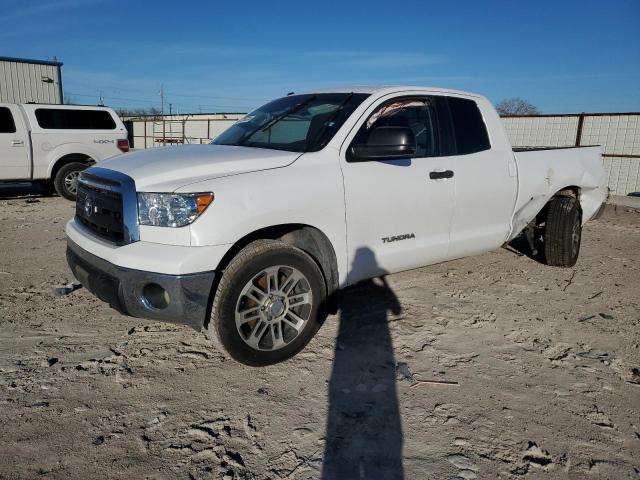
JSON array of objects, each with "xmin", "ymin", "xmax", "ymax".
[
  {"xmin": 127, "ymin": 114, "xmax": 243, "ymax": 149},
  {"xmin": 126, "ymin": 111, "xmax": 640, "ymax": 196},
  {"xmin": 502, "ymin": 113, "xmax": 640, "ymax": 195}
]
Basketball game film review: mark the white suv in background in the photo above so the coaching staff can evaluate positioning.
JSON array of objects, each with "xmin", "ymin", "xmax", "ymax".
[{"xmin": 0, "ymin": 103, "xmax": 129, "ymax": 199}]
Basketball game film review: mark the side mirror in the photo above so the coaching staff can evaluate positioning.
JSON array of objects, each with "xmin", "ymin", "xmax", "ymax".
[{"xmin": 350, "ymin": 126, "xmax": 416, "ymax": 161}]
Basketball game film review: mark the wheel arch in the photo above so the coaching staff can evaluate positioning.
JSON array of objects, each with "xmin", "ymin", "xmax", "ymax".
[
  {"xmin": 214, "ymin": 223, "xmax": 340, "ymax": 314},
  {"xmin": 536, "ymin": 185, "xmax": 582, "ymax": 224},
  {"xmin": 49, "ymin": 153, "xmax": 95, "ymax": 182},
  {"xmin": 553, "ymin": 185, "xmax": 581, "ymax": 200}
]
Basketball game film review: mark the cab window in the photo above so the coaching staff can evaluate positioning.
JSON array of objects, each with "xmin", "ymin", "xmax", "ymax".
[
  {"xmin": 0, "ymin": 107, "xmax": 16, "ymax": 133},
  {"xmin": 351, "ymin": 97, "xmax": 439, "ymax": 158},
  {"xmin": 437, "ymin": 97, "xmax": 491, "ymax": 155}
]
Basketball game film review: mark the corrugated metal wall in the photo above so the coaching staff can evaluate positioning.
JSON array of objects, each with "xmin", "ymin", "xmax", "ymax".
[
  {"xmin": 502, "ymin": 113, "xmax": 640, "ymax": 195},
  {"xmin": 0, "ymin": 58, "xmax": 62, "ymax": 104}
]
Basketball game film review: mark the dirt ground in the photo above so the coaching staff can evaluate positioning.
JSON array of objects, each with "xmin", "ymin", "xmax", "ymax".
[{"xmin": 1, "ymin": 184, "xmax": 639, "ymax": 480}]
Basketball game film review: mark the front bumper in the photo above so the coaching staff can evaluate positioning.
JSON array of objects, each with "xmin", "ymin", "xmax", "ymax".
[{"xmin": 66, "ymin": 239, "xmax": 215, "ymax": 330}]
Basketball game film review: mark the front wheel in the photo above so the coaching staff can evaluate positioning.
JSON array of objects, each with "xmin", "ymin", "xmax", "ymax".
[
  {"xmin": 207, "ymin": 240, "xmax": 327, "ymax": 366},
  {"xmin": 53, "ymin": 162, "xmax": 89, "ymax": 201},
  {"xmin": 543, "ymin": 196, "xmax": 582, "ymax": 267}
]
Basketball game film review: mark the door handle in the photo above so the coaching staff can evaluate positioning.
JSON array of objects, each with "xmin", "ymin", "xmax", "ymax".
[
  {"xmin": 429, "ymin": 170, "xmax": 454, "ymax": 180},
  {"xmin": 11, "ymin": 139, "xmax": 24, "ymax": 146}
]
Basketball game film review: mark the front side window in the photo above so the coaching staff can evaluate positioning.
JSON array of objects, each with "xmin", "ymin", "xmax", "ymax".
[
  {"xmin": 0, "ymin": 107, "xmax": 16, "ymax": 133},
  {"xmin": 35, "ymin": 109, "xmax": 116, "ymax": 130},
  {"xmin": 350, "ymin": 97, "xmax": 439, "ymax": 158},
  {"xmin": 213, "ymin": 93, "xmax": 369, "ymax": 153}
]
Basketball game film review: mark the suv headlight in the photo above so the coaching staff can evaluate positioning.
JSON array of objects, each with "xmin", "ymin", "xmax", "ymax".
[{"xmin": 137, "ymin": 192, "xmax": 214, "ymax": 227}]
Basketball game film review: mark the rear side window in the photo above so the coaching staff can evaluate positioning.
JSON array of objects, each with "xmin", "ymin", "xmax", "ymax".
[
  {"xmin": 35, "ymin": 109, "xmax": 116, "ymax": 130},
  {"xmin": 0, "ymin": 107, "xmax": 16, "ymax": 133},
  {"xmin": 447, "ymin": 97, "xmax": 491, "ymax": 154}
]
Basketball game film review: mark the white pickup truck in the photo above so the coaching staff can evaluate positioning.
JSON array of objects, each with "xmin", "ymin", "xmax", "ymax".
[
  {"xmin": 65, "ymin": 86, "xmax": 606, "ymax": 366},
  {"xmin": 0, "ymin": 103, "xmax": 128, "ymax": 199}
]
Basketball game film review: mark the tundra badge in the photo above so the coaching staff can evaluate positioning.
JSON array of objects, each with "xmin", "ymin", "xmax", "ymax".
[{"xmin": 382, "ymin": 233, "xmax": 415, "ymax": 243}]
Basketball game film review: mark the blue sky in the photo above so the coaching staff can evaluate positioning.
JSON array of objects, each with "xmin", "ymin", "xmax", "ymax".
[{"xmin": 2, "ymin": 0, "xmax": 639, "ymax": 113}]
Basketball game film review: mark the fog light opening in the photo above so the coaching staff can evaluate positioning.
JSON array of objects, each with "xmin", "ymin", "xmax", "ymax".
[{"xmin": 142, "ymin": 283, "xmax": 170, "ymax": 310}]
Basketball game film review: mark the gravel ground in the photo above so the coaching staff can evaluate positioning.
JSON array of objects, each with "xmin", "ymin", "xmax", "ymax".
[{"xmin": 1, "ymin": 185, "xmax": 639, "ymax": 480}]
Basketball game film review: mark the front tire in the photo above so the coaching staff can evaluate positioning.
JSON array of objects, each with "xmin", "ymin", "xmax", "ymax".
[
  {"xmin": 207, "ymin": 240, "xmax": 327, "ymax": 366},
  {"xmin": 543, "ymin": 196, "xmax": 582, "ymax": 267},
  {"xmin": 53, "ymin": 162, "xmax": 89, "ymax": 201}
]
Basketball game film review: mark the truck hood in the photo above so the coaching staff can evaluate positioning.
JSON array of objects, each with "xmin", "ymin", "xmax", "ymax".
[{"xmin": 97, "ymin": 144, "xmax": 301, "ymax": 191}]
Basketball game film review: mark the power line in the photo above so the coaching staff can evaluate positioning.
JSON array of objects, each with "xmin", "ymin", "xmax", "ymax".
[
  {"xmin": 165, "ymin": 91, "xmax": 268, "ymax": 102},
  {"xmin": 66, "ymin": 82, "xmax": 267, "ymax": 102},
  {"xmin": 64, "ymin": 90, "xmax": 253, "ymax": 110}
]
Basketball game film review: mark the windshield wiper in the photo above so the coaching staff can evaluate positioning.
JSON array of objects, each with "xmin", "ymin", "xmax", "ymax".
[
  {"xmin": 236, "ymin": 95, "xmax": 317, "ymax": 146},
  {"xmin": 305, "ymin": 92, "xmax": 354, "ymax": 152}
]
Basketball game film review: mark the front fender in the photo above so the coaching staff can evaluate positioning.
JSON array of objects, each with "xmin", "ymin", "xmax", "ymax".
[{"xmin": 180, "ymin": 152, "xmax": 349, "ymax": 285}]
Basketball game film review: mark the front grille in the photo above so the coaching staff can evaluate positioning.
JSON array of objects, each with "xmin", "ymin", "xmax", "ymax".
[{"xmin": 76, "ymin": 179, "xmax": 125, "ymax": 243}]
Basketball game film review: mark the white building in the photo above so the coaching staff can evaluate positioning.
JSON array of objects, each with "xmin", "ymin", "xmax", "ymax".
[{"xmin": 0, "ymin": 56, "xmax": 63, "ymax": 104}]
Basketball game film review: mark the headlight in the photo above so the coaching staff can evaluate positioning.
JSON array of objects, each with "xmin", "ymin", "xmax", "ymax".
[{"xmin": 137, "ymin": 192, "xmax": 214, "ymax": 227}]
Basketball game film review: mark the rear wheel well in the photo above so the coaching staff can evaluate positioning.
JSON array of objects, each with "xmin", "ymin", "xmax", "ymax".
[
  {"xmin": 214, "ymin": 224, "xmax": 340, "ymax": 314},
  {"xmin": 536, "ymin": 186, "xmax": 582, "ymax": 224},
  {"xmin": 50, "ymin": 154, "xmax": 94, "ymax": 182},
  {"xmin": 555, "ymin": 186, "xmax": 580, "ymax": 199}
]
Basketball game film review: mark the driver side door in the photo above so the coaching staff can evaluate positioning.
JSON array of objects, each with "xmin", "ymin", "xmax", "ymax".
[{"xmin": 340, "ymin": 95, "xmax": 455, "ymax": 284}]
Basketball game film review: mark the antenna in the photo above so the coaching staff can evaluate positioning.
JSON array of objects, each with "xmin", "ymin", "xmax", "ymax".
[{"xmin": 159, "ymin": 83, "xmax": 164, "ymax": 115}]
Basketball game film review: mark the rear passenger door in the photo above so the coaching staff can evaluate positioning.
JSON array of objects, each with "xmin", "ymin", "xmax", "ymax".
[
  {"xmin": 436, "ymin": 96, "xmax": 517, "ymax": 258},
  {"xmin": 0, "ymin": 105, "xmax": 30, "ymax": 180}
]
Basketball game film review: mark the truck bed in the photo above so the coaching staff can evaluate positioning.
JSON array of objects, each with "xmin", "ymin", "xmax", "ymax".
[
  {"xmin": 512, "ymin": 145, "xmax": 598, "ymax": 152},
  {"xmin": 508, "ymin": 145, "xmax": 607, "ymax": 240}
]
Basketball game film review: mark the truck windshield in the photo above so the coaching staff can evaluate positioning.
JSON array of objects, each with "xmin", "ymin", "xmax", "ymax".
[{"xmin": 212, "ymin": 93, "xmax": 369, "ymax": 153}]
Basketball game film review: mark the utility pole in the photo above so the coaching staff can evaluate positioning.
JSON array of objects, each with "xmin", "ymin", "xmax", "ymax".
[
  {"xmin": 159, "ymin": 83, "xmax": 165, "ymax": 146},
  {"xmin": 169, "ymin": 103, "xmax": 172, "ymax": 116}
]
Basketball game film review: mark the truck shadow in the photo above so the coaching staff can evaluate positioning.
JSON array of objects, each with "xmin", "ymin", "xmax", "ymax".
[
  {"xmin": 322, "ymin": 247, "xmax": 404, "ymax": 480},
  {"xmin": 506, "ymin": 233, "xmax": 546, "ymax": 264},
  {"xmin": 0, "ymin": 183, "xmax": 54, "ymax": 200}
]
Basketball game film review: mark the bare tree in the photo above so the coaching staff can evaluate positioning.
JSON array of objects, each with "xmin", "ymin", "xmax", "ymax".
[
  {"xmin": 114, "ymin": 106, "xmax": 162, "ymax": 119},
  {"xmin": 495, "ymin": 97, "xmax": 540, "ymax": 116}
]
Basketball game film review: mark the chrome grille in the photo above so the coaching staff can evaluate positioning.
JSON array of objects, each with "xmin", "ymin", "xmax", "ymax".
[
  {"xmin": 76, "ymin": 182, "xmax": 124, "ymax": 242},
  {"xmin": 75, "ymin": 168, "xmax": 139, "ymax": 245}
]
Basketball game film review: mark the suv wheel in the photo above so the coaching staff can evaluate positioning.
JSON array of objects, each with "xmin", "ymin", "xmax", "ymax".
[{"xmin": 207, "ymin": 240, "xmax": 326, "ymax": 366}]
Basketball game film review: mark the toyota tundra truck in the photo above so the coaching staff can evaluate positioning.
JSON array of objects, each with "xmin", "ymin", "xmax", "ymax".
[
  {"xmin": 65, "ymin": 86, "xmax": 606, "ymax": 366},
  {"xmin": 0, "ymin": 103, "xmax": 129, "ymax": 200}
]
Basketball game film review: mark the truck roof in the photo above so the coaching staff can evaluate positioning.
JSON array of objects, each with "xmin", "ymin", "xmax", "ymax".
[
  {"xmin": 1, "ymin": 103, "xmax": 118, "ymax": 112},
  {"xmin": 300, "ymin": 85, "xmax": 483, "ymax": 98}
]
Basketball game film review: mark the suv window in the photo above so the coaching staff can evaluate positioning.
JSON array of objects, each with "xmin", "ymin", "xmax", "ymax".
[
  {"xmin": 351, "ymin": 97, "xmax": 439, "ymax": 158},
  {"xmin": 446, "ymin": 97, "xmax": 491, "ymax": 154},
  {"xmin": 0, "ymin": 107, "xmax": 16, "ymax": 133},
  {"xmin": 35, "ymin": 109, "xmax": 116, "ymax": 130}
]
